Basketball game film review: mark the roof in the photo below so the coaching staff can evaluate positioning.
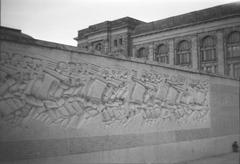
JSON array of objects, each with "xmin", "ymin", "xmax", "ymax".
[
  {"xmin": 75, "ymin": 17, "xmax": 145, "ymax": 40},
  {"xmin": 133, "ymin": 2, "xmax": 240, "ymax": 36},
  {"xmin": 0, "ymin": 26, "xmax": 34, "ymax": 41},
  {"xmin": 0, "ymin": 26, "xmax": 81, "ymax": 51}
]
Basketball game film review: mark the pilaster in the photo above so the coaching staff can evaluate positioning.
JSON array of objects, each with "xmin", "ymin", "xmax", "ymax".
[
  {"xmin": 216, "ymin": 31, "xmax": 225, "ymax": 75},
  {"xmin": 191, "ymin": 36, "xmax": 198, "ymax": 69},
  {"xmin": 132, "ymin": 47, "xmax": 136, "ymax": 58},
  {"xmin": 168, "ymin": 40, "xmax": 174, "ymax": 65},
  {"xmin": 148, "ymin": 44, "xmax": 154, "ymax": 61}
]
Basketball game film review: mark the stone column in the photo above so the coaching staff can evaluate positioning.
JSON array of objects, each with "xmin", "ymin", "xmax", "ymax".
[
  {"xmin": 168, "ymin": 40, "xmax": 174, "ymax": 65},
  {"xmin": 230, "ymin": 64, "xmax": 234, "ymax": 77},
  {"xmin": 191, "ymin": 36, "xmax": 198, "ymax": 69},
  {"xmin": 148, "ymin": 44, "xmax": 154, "ymax": 61},
  {"xmin": 104, "ymin": 40, "xmax": 109, "ymax": 54},
  {"xmin": 216, "ymin": 31, "xmax": 225, "ymax": 75},
  {"xmin": 132, "ymin": 47, "xmax": 136, "ymax": 58}
]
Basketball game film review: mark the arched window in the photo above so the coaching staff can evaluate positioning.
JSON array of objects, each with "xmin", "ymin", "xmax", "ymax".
[
  {"xmin": 95, "ymin": 43, "xmax": 102, "ymax": 51},
  {"xmin": 155, "ymin": 44, "xmax": 169, "ymax": 64},
  {"xmin": 200, "ymin": 36, "xmax": 216, "ymax": 61},
  {"xmin": 227, "ymin": 31, "xmax": 240, "ymax": 58},
  {"xmin": 136, "ymin": 47, "xmax": 148, "ymax": 59},
  {"xmin": 226, "ymin": 31, "xmax": 240, "ymax": 78},
  {"xmin": 176, "ymin": 40, "xmax": 191, "ymax": 65}
]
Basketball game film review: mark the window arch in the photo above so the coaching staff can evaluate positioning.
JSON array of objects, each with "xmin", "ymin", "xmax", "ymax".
[
  {"xmin": 176, "ymin": 40, "xmax": 191, "ymax": 65},
  {"xmin": 95, "ymin": 43, "xmax": 103, "ymax": 51},
  {"xmin": 136, "ymin": 47, "xmax": 148, "ymax": 59},
  {"xmin": 155, "ymin": 44, "xmax": 169, "ymax": 63},
  {"xmin": 226, "ymin": 31, "xmax": 240, "ymax": 78},
  {"xmin": 227, "ymin": 31, "xmax": 240, "ymax": 58},
  {"xmin": 200, "ymin": 35, "xmax": 216, "ymax": 62}
]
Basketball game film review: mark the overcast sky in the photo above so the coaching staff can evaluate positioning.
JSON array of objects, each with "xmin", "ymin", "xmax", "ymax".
[{"xmin": 1, "ymin": 0, "xmax": 237, "ymax": 46}]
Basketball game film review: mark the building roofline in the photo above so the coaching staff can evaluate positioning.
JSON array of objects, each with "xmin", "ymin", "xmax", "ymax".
[
  {"xmin": 132, "ymin": 14, "xmax": 240, "ymax": 38},
  {"xmin": 133, "ymin": 2, "xmax": 240, "ymax": 36},
  {"xmin": 75, "ymin": 2, "xmax": 240, "ymax": 41},
  {"xmin": 75, "ymin": 17, "xmax": 145, "ymax": 40},
  {"xmin": 0, "ymin": 26, "xmax": 22, "ymax": 32},
  {"xmin": 0, "ymin": 26, "xmax": 34, "ymax": 40}
]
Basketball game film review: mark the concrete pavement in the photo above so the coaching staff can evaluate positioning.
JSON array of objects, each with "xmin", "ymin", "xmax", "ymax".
[{"xmin": 179, "ymin": 153, "xmax": 240, "ymax": 164}]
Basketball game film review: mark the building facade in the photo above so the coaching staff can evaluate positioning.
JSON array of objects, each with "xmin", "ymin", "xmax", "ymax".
[
  {"xmin": 0, "ymin": 25, "xmax": 239, "ymax": 164},
  {"xmin": 75, "ymin": 3, "xmax": 240, "ymax": 78},
  {"xmin": 0, "ymin": 3, "xmax": 240, "ymax": 164}
]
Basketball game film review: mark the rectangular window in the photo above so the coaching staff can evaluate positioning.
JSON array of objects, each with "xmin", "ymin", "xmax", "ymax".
[
  {"xmin": 156, "ymin": 54, "xmax": 169, "ymax": 64},
  {"xmin": 114, "ymin": 40, "xmax": 117, "ymax": 47},
  {"xmin": 227, "ymin": 48, "xmax": 232, "ymax": 58},
  {"xmin": 119, "ymin": 38, "xmax": 123, "ymax": 45},
  {"xmin": 228, "ymin": 46, "xmax": 240, "ymax": 58},
  {"xmin": 160, "ymin": 56, "xmax": 165, "ymax": 63},
  {"xmin": 234, "ymin": 63, "xmax": 240, "ymax": 78},
  {"xmin": 226, "ymin": 64, "xmax": 231, "ymax": 75},
  {"xmin": 179, "ymin": 53, "xmax": 190, "ymax": 64},
  {"xmin": 201, "ymin": 49, "xmax": 216, "ymax": 61},
  {"xmin": 233, "ymin": 46, "xmax": 240, "ymax": 57},
  {"xmin": 206, "ymin": 66, "xmax": 212, "ymax": 73},
  {"xmin": 214, "ymin": 65, "xmax": 217, "ymax": 73}
]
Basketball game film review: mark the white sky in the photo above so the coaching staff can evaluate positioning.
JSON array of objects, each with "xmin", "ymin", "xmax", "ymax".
[{"xmin": 1, "ymin": 0, "xmax": 237, "ymax": 46}]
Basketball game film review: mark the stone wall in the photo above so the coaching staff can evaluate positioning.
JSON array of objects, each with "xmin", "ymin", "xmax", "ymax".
[{"xmin": 0, "ymin": 38, "xmax": 239, "ymax": 164}]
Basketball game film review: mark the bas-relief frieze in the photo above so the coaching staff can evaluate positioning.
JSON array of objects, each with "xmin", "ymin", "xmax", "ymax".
[{"xmin": 0, "ymin": 51, "xmax": 210, "ymax": 130}]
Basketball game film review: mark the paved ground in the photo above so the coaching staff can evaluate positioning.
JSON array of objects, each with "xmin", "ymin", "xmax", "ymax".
[{"xmin": 181, "ymin": 153, "xmax": 240, "ymax": 164}]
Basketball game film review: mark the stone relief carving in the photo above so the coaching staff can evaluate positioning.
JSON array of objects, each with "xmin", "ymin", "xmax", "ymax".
[{"xmin": 0, "ymin": 52, "xmax": 209, "ymax": 129}]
